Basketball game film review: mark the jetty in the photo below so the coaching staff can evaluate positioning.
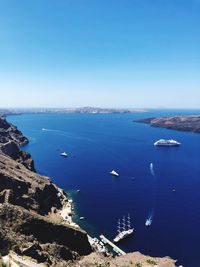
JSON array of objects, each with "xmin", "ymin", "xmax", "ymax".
[{"xmin": 99, "ymin": 235, "xmax": 126, "ymax": 256}]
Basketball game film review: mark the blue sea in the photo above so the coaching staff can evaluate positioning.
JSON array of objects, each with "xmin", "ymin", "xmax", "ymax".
[{"xmin": 8, "ymin": 109, "xmax": 200, "ymax": 267}]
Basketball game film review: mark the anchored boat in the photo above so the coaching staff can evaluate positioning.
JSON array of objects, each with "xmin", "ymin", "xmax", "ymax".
[
  {"xmin": 110, "ymin": 170, "xmax": 119, "ymax": 177},
  {"xmin": 154, "ymin": 139, "xmax": 181, "ymax": 146},
  {"xmin": 60, "ymin": 152, "xmax": 68, "ymax": 157}
]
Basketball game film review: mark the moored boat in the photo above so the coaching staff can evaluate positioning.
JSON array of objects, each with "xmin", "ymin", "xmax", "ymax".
[
  {"xmin": 113, "ymin": 214, "xmax": 134, "ymax": 242},
  {"xmin": 110, "ymin": 170, "xmax": 119, "ymax": 177},
  {"xmin": 60, "ymin": 152, "xmax": 68, "ymax": 157},
  {"xmin": 154, "ymin": 139, "xmax": 181, "ymax": 146}
]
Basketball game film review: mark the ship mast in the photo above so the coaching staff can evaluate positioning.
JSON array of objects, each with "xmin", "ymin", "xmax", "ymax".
[
  {"xmin": 122, "ymin": 216, "xmax": 126, "ymax": 231},
  {"xmin": 117, "ymin": 219, "xmax": 121, "ymax": 233},
  {"xmin": 127, "ymin": 214, "xmax": 131, "ymax": 229}
]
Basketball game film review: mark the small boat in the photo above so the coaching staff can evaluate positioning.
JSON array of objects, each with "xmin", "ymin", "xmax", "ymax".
[
  {"xmin": 145, "ymin": 218, "xmax": 152, "ymax": 226},
  {"xmin": 110, "ymin": 170, "xmax": 119, "ymax": 177},
  {"xmin": 77, "ymin": 189, "xmax": 80, "ymax": 193},
  {"xmin": 60, "ymin": 152, "xmax": 68, "ymax": 157},
  {"xmin": 80, "ymin": 217, "xmax": 85, "ymax": 220},
  {"xmin": 42, "ymin": 128, "xmax": 47, "ymax": 131}
]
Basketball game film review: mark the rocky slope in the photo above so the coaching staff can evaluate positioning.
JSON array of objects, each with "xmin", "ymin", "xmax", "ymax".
[
  {"xmin": 0, "ymin": 152, "xmax": 64, "ymax": 214},
  {"xmin": 77, "ymin": 252, "xmax": 176, "ymax": 267},
  {"xmin": 136, "ymin": 115, "xmax": 200, "ymax": 133},
  {"xmin": 0, "ymin": 203, "xmax": 92, "ymax": 265}
]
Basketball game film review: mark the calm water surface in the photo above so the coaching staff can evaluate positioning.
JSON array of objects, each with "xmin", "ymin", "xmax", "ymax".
[{"xmin": 8, "ymin": 110, "xmax": 200, "ymax": 267}]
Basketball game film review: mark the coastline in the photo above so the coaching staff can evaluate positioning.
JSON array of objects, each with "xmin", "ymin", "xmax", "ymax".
[{"xmin": 135, "ymin": 115, "xmax": 200, "ymax": 133}]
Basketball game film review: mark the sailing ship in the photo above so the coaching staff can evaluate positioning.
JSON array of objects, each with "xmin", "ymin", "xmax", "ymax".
[{"xmin": 113, "ymin": 214, "xmax": 134, "ymax": 242}]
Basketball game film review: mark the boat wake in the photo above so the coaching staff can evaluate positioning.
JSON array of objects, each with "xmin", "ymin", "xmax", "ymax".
[
  {"xmin": 145, "ymin": 211, "xmax": 154, "ymax": 226},
  {"xmin": 150, "ymin": 162, "xmax": 155, "ymax": 176}
]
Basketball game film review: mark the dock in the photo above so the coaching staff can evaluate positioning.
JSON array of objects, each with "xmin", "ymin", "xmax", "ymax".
[{"xmin": 99, "ymin": 235, "xmax": 126, "ymax": 256}]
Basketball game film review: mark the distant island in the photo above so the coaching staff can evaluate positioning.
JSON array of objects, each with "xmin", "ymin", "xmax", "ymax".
[
  {"xmin": 136, "ymin": 115, "xmax": 200, "ymax": 133},
  {"xmin": 0, "ymin": 107, "xmax": 148, "ymax": 116}
]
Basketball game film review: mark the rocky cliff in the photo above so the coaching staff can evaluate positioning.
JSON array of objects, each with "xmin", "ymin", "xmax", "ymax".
[
  {"xmin": 0, "ymin": 116, "xmax": 35, "ymax": 171},
  {"xmin": 0, "ymin": 203, "xmax": 92, "ymax": 265},
  {"xmin": 136, "ymin": 115, "xmax": 200, "ymax": 133}
]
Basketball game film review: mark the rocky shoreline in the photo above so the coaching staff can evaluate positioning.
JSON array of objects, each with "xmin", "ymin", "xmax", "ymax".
[
  {"xmin": 0, "ymin": 116, "xmax": 177, "ymax": 266},
  {"xmin": 135, "ymin": 115, "xmax": 200, "ymax": 133}
]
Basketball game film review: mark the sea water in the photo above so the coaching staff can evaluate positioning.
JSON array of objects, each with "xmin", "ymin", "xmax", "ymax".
[{"xmin": 8, "ymin": 109, "xmax": 200, "ymax": 267}]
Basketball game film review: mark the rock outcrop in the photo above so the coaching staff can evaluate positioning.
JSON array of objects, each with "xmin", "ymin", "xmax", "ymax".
[
  {"xmin": 0, "ymin": 152, "xmax": 64, "ymax": 214},
  {"xmin": 0, "ymin": 203, "xmax": 92, "ymax": 265},
  {"xmin": 135, "ymin": 115, "xmax": 200, "ymax": 133},
  {"xmin": 77, "ymin": 252, "xmax": 176, "ymax": 267},
  {"xmin": 0, "ymin": 116, "xmax": 35, "ymax": 171},
  {"xmin": 0, "ymin": 116, "xmax": 28, "ymax": 145}
]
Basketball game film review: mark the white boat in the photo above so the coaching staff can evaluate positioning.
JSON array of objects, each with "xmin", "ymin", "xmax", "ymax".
[
  {"xmin": 110, "ymin": 170, "xmax": 119, "ymax": 177},
  {"xmin": 154, "ymin": 139, "xmax": 181, "ymax": 146},
  {"xmin": 113, "ymin": 214, "xmax": 134, "ymax": 242},
  {"xmin": 80, "ymin": 217, "xmax": 85, "ymax": 220},
  {"xmin": 42, "ymin": 128, "xmax": 47, "ymax": 131},
  {"xmin": 145, "ymin": 218, "xmax": 152, "ymax": 226},
  {"xmin": 60, "ymin": 152, "xmax": 68, "ymax": 157}
]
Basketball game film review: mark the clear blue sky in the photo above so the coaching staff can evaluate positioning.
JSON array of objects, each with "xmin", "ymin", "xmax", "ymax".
[{"xmin": 0, "ymin": 0, "xmax": 200, "ymax": 108}]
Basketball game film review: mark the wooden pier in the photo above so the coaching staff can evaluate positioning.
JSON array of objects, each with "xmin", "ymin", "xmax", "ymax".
[{"xmin": 99, "ymin": 235, "xmax": 126, "ymax": 256}]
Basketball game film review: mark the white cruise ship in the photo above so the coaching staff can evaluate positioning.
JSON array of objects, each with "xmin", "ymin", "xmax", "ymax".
[
  {"xmin": 113, "ymin": 214, "xmax": 134, "ymax": 243},
  {"xmin": 154, "ymin": 139, "xmax": 181, "ymax": 146}
]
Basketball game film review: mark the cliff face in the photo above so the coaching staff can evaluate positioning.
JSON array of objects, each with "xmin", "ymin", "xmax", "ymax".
[
  {"xmin": 0, "ymin": 152, "xmax": 64, "ymax": 215},
  {"xmin": 0, "ymin": 203, "xmax": 92, "ymax": 265},
  {"xmin": 0, "ymin": 116, "xmax": 28, "ymax": 145},
  {"xmin": 0, "ymin": 116, "xmax": 35, "ymax": 171}
]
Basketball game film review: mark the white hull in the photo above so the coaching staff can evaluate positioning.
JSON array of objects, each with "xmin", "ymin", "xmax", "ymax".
[
  {"xmin": 61, "ymin": 152, "xmax": 68, "ymax": 157},
  {"xmin": 113, "ymin": 229, "xmax": 133, "ymax": 242},
  {"xmin": 110, "ymin": 170, "xmax": 119, "ymax": 177},
  {"xmin": 154, "ymin": 139, "xmax": 181, "ymax": 146}
]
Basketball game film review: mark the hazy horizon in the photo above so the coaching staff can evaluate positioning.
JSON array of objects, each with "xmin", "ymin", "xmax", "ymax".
[{"xmin": 0, "ymin": 0, "xmax": 200, "ymax": 108}]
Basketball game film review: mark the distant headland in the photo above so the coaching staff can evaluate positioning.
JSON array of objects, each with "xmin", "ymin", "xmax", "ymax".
[
  {"xmin": 0, "ymin": 107, "xmax": 148, "ymax": 116},
  {"xmin": 135, "ymin": 115, "xmax": 200, "ymax": 133}
]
